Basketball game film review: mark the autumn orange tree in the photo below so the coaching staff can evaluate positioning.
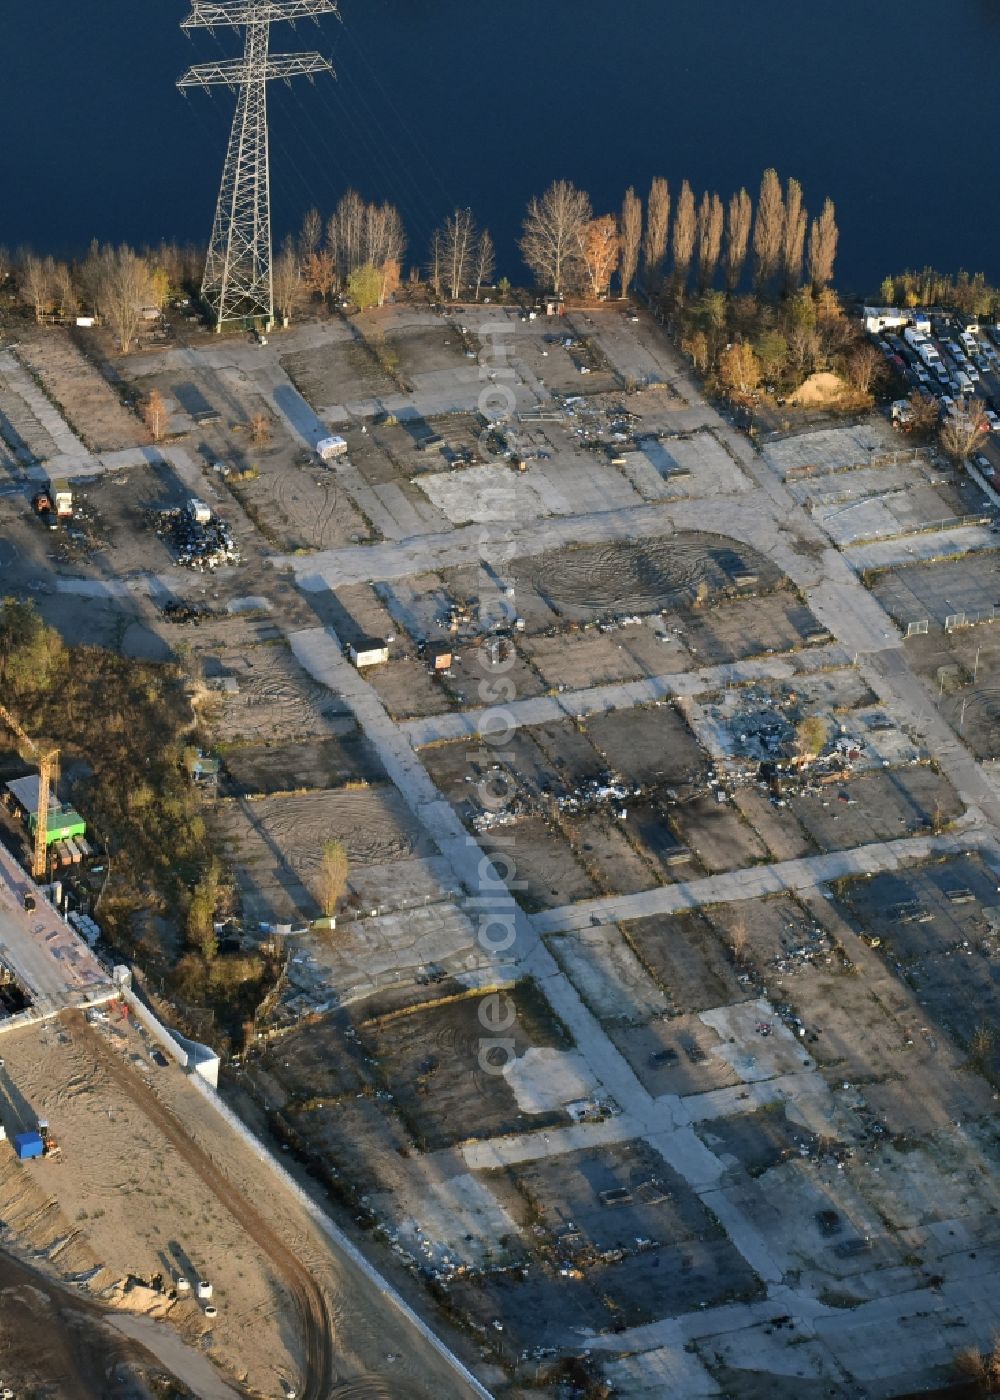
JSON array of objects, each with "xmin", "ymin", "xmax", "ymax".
[
  {"xmin": 304, "ymin": 249, "xmax": 336, "ymax": 301},
  {"xmin": 141, "ymin": 389, "xmax": 168, "ymax": 442},
  {"xmin": 580, "ymin": 216, "xmax": 620, "ymax": 298},
  {"xmin": 718, "ymin": 342, "xmax": 762, "ymax": 400},
  {"xmin": 378, "ymin": 257, "xmax": 401, "ymax": 307}
]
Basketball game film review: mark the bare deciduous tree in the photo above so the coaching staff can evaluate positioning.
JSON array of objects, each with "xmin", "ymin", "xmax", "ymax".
[
  {"xmin": 724, "ymin": 188, "xmax": 753, "ymax": 292},
  {"xmin": 907, "ymin": 389, "xmax": 940, "ymax": 437},
  {"xmin": 366, "ymin": 202, "xmax": 407, "ymax": 291},
  {"xmin": 753, "ymin": 168, "xmax": 785, "ymax": 289},
  {"xmin": 50, "ymin": 262, "xmax": 78, "ymax": 318},
  {"xmin": 843, "ymin": 342, "xmax": 885, "ymax": 397},
  {"xmin": 619, "ymin": 187, "xmax": 642, "ymax": 298},
  {"xmin": 474, "ymin": 229, "xmax": 496, "ymax": 301},
  {"xmin": 954, "ymin": 1337, "xmax": 1000, "ymax": 1393},
  {"xmin": 328, "ymin": 189, "xmax": 366, "ymax": 284},
  {"xmin": 97, "ymin": 246, "xmax": 152, "ymax": 353},
  {"xmin": 20, "ymin": 255, "xmax": 52, "ymax": 323},
  {"xmin": 697, "ymin": 192, "xmax": 724, "ymax": 291},
  {"xmin": 272, "ymin": 236, "xmax": 303, "ymax": 324},
  {"xmin": 782, "ymin": 177, "xmax": 808, "ymax": 291},
  {"xmin": 436, "ymin": 208, "xmax": 478, "ymax": 300},
  {"xmin": 643, "ymin": 176, "xmax": 670, "ymax": 286},
  {"xmin": 427, "ymin": 230, "xmax": 444, "ymax": 299},
  {"xmin": 681, "ymin": 328, "xmax": 710, "ymax": 372},
  {"xmin": 298, "ymin": 206, "xmax": 323, "ymax": 262},
  {"xmin": 940, "ymin": 398, "xmax": 989, "ymax": 463},
  {"xmin": 316, "ymin": 838, "xmax": 349, "ymax": 918},
  {"xmin": 727, "ymin": 913, "xmax": 750, "ymax": 965},
  {"xmin": 671, "ymin": 180, "xmax": 696, "ymax": 295},
  {"xmin": 520, "ymin": 179, "xmax": 592, "ymax": 294},
  {"xmin": 807, "ymin": 198, "xmax": 839, "ymax": 288}
]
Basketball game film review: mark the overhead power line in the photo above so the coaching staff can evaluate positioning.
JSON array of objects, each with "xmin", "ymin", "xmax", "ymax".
[{"xmin": 177, "ymin": 0, "xmax": 336, "ymax": 330}]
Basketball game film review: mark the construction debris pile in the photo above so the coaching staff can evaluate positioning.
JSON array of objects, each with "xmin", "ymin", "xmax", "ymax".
[
  {"xmin": 160, "ymin": 600, "xmax": 218, "ymax": 625},
  {"xmin": 157, "ymin": 500, "xmax": 240, "ymax": 571}
]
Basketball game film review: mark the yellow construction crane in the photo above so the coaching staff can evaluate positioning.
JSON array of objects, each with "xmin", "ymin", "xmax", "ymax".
[{"xmin": 0, "ymin": 705, "xmax": 59, "ymax": 880}]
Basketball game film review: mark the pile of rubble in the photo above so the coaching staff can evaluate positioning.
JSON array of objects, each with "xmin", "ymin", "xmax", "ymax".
[
  {"xmin": 157, "ymin": 502, "xmax": 240, "ymax": 571},
  {"xmin": 160, "ymin": 600, "xmax": 217, "ymax": 624}
]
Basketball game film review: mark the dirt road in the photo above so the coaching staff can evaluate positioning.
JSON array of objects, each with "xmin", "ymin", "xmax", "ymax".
[{"xmin": 73, "ymin": 1012, "xmax": 335, "ymax": 1399}]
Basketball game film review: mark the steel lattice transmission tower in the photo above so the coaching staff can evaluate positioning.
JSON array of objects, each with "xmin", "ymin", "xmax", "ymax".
[{"xmin": 178, "ymin": 1, "xmax": 336, "ymax": 331}]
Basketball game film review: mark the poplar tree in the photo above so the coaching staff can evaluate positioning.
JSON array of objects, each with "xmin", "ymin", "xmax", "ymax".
[
  {"xmin": 753, "ymin": 168, "xmax": 785, "ymax": 289},
  {"xmin": 697, "ymin": 192, "xmax": 724, "ymax": 291},
  {"xmin": 643, "ymin": 177, "xmax": 670, "ymax": 285},
  {"xmin": 620, "ymin": 187, "xmax": 642, "ymax": 297},
  {"xmin": 807, "ymin": 198, "xmax": 839, "ymax": 288},
  {"xmin": 782, "ymin": 177, "xmax": 808, "ymax": 291},
  {"xmin": 724, "ymin": 188, "xmax": 753, "ymax": 292},
  {"xmin": 671, "ymin": 180, "xmax": 696, "ymax": 295}
]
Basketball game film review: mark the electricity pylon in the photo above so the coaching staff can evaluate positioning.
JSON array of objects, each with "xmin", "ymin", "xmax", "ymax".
[{"xmin": 178, "ymin": 1, "xmax": 336, "ymax": 331}]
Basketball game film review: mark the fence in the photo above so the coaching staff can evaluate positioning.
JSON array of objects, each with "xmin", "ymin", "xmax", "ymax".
[
  {"xmin": 945, "ymin": 606, "xmax": 1000, "ymax": 632},
  {"xmin": 904, "ymin": 608, "xmax": 999, "ymax": 635},
  {"xmin": 847, "ymin": 512, "xmax": 991, "ymax": 548},
  {"xmin": 187, "ymin": 1075, "xmax": 495, "ymax": 1399}
]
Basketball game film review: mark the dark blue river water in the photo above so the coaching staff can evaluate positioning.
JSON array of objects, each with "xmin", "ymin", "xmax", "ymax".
[{"xmin": 5, "ymin": 0, "xmax": 1000, "ymax": 293}]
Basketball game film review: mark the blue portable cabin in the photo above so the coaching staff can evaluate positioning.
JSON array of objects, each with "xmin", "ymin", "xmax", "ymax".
[{"xmin": 14, "ymin": 1131, "xmax": 43, "ymax": 1161}]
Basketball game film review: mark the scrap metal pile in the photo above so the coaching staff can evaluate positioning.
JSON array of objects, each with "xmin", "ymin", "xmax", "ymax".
[{"xmin": 157, "ymin": 502, "xmax": 240, "ymax": 570}]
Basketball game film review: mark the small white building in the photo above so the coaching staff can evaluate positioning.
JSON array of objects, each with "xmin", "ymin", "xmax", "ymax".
[
  {"xmin": 348, "ymin": 636, "xmax": 389, "ymax": 669},
  {"xmin": 863, "ymin": 306, "xmax": 908, "ymax": 334}
]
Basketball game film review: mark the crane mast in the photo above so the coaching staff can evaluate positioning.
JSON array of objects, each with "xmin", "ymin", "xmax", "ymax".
[{"xmin": 0, "ymin": 705, "xmax": 59, "ymax": 881}]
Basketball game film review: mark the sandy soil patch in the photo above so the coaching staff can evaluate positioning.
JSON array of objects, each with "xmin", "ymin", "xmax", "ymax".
[
  {"xmin": 0, "ymin": 1013, "xmax": 297, "ymax": 1395},
  {"xmin": 789, "ymin": 371, "xmax": 850, "ymax": 407}
]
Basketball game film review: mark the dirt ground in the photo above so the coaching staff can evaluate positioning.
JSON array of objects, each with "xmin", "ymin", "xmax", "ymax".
[
  {"xmin": 832, "ymin": 854, "xmax": 1000, "ymax": 1065},
  {"xmin": 903, "ymin": 624, "xmax": 1000, "ymax": 760},
  {"xmin": 619, "ymin": 909, "xmax": 746, "ymax": 1014},
  {"xmin": 352, "ymin": 982, "xmax": 574, "ymax": 1151},
  {"xmin": 221, "ymin": 733, "xmax": 385, "ymax": 795},
  {"xmin": 788, "ymin": 764, "xmax": 962, "ymax": 851},
  {"xmin": 445, "ymin": 1141, "xmax": 761, "ymax": 1351},
  {"xmin": 213, "ymin": 784, "xmax": 437, "ymax": 926},
  {"xmin": 0, "ymin": 1249, "xmax": 176, "ymax": 1399},
  {"xmin": 228, "ymin": 448, "xmax": 372, "ymax": 553},
  {"xmin": 507, "ymin": 533, "xmax": 783, "ymax": 625},
  {"xmin": 282, "ymin": 341, "xmax": 396, "ymax": 407},
  {"xmin": 207, "ymin": 640, "xmax": 354, "ymax": 743},
  {"xmin": 18, "ymin": 330, "xmax": 144, "ymax": 453}
]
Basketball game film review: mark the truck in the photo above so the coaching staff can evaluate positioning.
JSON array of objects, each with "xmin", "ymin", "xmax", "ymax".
[
  {"xmin": 903, "ymin": 326, "xmax": 927, "ymax": 352},
  {"xmin": 916, "ymin": 340, "xmax": 942, "ymax": 371},
  {"xmin": 50, "ymin": 479, "xmax": 73, "ymax": 518},
  {"xmin": 31, "ymin": 490, "xmax": 58, "ymax": 530}
]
